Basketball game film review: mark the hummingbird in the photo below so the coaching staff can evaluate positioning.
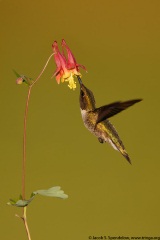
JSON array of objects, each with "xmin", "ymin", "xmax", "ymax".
[{"xmin": 77, "ymin": 76, "xmax": 142, "ymax": 164}]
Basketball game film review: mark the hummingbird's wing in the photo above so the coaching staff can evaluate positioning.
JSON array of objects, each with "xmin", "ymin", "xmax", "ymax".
[{"xmin": 94, "ymin": 99, "xmax": 142, "ymax": 124}]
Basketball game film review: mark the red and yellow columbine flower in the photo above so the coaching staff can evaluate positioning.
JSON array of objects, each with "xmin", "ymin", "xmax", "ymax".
[{"xmin": 52, "ymin": 39, "xmax": 86, "ymax": 90}]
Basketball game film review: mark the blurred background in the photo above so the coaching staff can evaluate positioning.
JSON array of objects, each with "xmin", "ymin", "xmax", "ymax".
[{"xmin": 0, "ymin": 0, "xmax": 160, "ymax": 239}]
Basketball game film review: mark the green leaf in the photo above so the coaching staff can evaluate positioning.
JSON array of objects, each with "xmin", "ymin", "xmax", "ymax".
[
  {"xmin": 13, "ymin": 69, "xmax": 22, "ymax": 78},
  {"xmin": 8, "ymin": 186, "xmax": 68, "ymax": 207},
  {"xmin": 13, "ymin": 69, "xmax": 33, "ymax": 85},
  {"xmin": 33, "ymin": 186, "xmax": 68, "ymax": 199},
  {"xmin": 7, "ymin": 196, "xmax": 35, "ymax": 207},
  {"xmin": 8, "ymin": 198, "xmax": 16, "ymax": 205}
]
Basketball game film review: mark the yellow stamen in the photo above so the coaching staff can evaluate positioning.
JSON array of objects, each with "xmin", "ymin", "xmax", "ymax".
[{"xmin": 64, "ymin": 73, "xmax": 77, "ymax": 90}]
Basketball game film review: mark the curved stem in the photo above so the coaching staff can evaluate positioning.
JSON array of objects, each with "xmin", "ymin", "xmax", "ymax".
[
  {"xmin": 31, "ymin": 53, "xmax": 54, "ymax": 87},
  {"xmin": 22, "ymin": 52, "xmax": 54, "ymax": 199},
  {"xmin": 21, "ymin": 52, "xmax": 54, "ymax": 240},
  {"xmin": 22, "ymin": 86, "xmax": 31, "ymax": 200}
]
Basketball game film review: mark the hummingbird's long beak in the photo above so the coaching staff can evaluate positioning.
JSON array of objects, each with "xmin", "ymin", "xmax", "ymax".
[{"xmin": 77, "ymin": 75, "xmax": 83, "ymax": 86}]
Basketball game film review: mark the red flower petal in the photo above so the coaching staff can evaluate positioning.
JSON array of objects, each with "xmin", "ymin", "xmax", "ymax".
[
  {"xmin": 52, "ymin": 39, "xmax": 87, "ymax": 87},
  {"xmin": 61, "ymin": 39, "xmax": 77, "ymax": 69}
]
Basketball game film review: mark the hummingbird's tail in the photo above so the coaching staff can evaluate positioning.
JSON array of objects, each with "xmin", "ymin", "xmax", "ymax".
[
  {"xmin": 109, "ymin": 138, "xmax": 132, "ymax": 164},
  {"xmin": 104, "ymin": 120, "xmax": 132, "ymax": 164},
  {"xmin": 121, "ymin": 150, "xmax": 131, "ymax": 164}
]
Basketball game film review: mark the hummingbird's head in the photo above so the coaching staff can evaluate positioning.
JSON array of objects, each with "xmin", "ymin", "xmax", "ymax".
[{"xmin": 77, "ymin": 76, "xmax": 96, "ymax": 111}]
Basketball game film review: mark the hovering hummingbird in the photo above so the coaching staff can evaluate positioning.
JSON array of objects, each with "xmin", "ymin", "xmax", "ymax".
[{"xmin": 77, "ymin": 76, "xmax": 142, "ymax": 164}]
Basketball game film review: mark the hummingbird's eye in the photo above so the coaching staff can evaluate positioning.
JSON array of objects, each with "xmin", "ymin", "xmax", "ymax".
[{"xmin": 81, "ymin": 90, "xmax": 85, "ymax": 97}]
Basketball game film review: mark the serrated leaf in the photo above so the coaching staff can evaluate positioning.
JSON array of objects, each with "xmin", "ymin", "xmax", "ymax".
[{"xmin": 33, "ymin": 186, "xmax": 68, "ymax": 199}]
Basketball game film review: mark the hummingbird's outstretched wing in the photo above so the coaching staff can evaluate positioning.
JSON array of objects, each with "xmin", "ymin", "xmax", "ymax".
[{"xmin": 94, "ymin": 99, "xmax": 142, "ymax": 124}]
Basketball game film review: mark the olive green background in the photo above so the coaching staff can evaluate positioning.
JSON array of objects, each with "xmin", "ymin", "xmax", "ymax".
[{"xmin": 1, "ymin": 0, "xmax": 160, "ymax": 239}]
